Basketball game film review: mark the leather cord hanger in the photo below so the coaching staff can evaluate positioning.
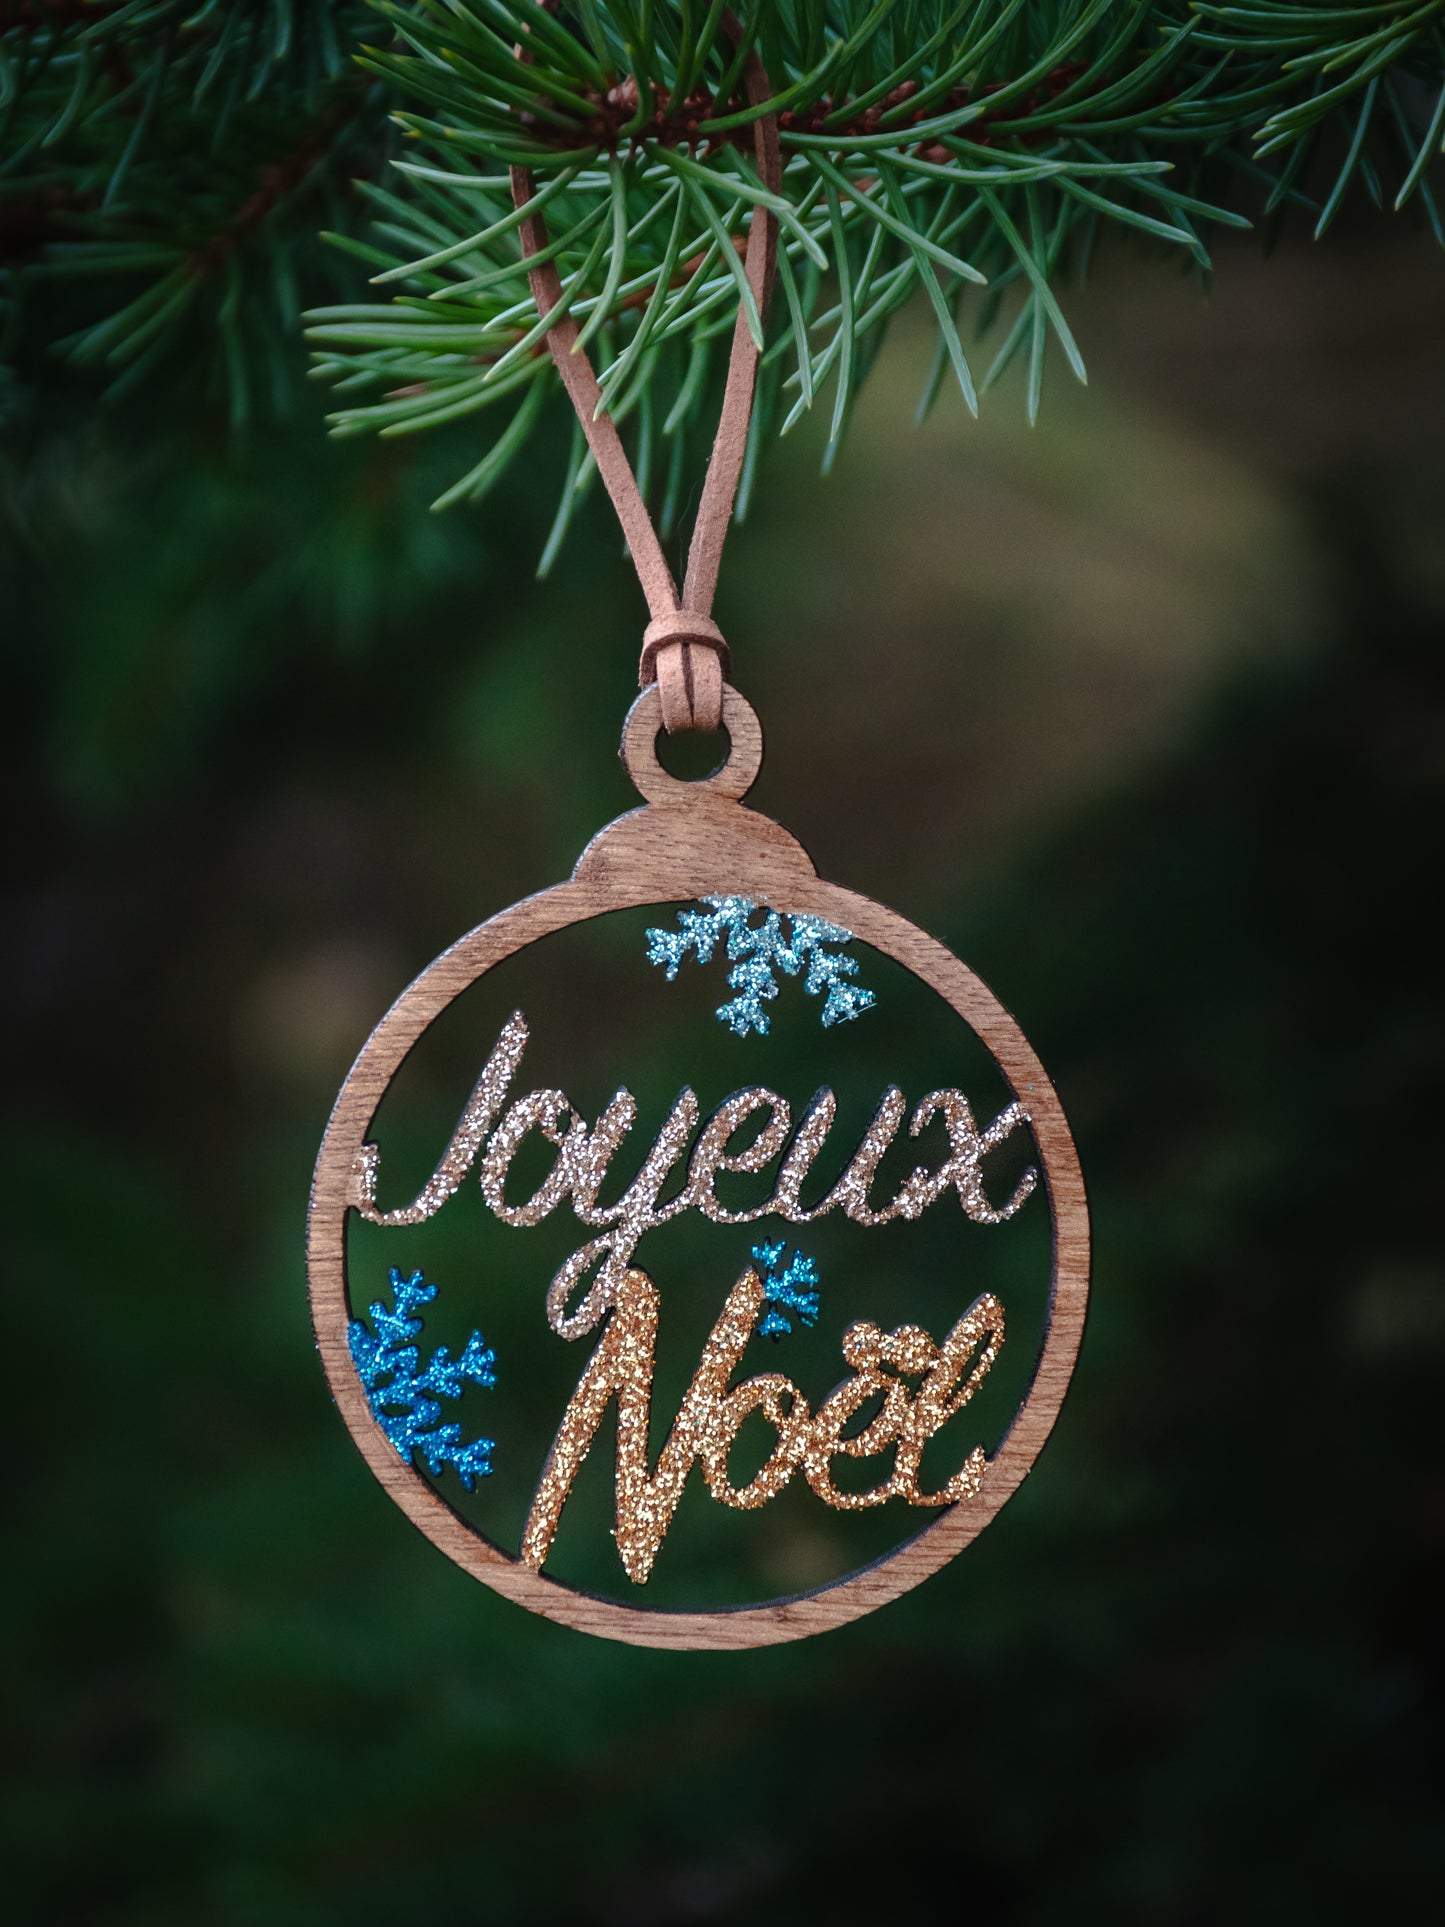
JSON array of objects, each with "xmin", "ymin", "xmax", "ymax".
[{"xmin": 510, "ymin": 14, "xmax": 780, "ymax": 733}]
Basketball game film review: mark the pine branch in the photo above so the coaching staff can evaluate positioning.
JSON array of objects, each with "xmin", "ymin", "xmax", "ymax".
[
  {"xmin": 1, "ymin": 1, "xmax": 383, "ymax": 421},
  {"xmin": 298, "ymin": 1, "xmax": 1444, "ymax": 531},
  {"xmin": 5, "ymin": 3, "xmax": 1444, "ymax": 516}
]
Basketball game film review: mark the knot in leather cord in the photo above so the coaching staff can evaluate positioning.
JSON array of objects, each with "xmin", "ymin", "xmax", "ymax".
[{"xmin": 639, "ymin": 612, "xmax": 730, "ymax": 734}]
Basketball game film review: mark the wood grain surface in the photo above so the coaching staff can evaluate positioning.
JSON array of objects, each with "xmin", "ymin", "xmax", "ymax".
[{"xmin": 308, "ymin": 689, "xmax": 1090, "ymax": 1649}]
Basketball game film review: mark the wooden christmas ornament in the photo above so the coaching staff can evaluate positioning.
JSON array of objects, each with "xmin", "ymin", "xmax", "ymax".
[{"xmin": 309, "ymin": 687, "xmax": 1089, "ymax": 1650}]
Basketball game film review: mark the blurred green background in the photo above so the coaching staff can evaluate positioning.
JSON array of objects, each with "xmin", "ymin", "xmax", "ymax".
[{"xmin": 6, "ymin": 225, "xmax": 1443, "ymax": 1923}]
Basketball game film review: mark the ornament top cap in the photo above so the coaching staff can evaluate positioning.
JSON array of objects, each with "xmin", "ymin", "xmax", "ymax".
[{"xmin": 583, "ymin": 684, "xmax": 814, "ymax": 893}]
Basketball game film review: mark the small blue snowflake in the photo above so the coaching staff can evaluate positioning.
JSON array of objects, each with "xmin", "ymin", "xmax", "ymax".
[
  {"xmin": 348, "ymin": 1269, "xmax": 497, "ymax": 1490},
  {"xmin": 645, "ymin": 895, "xmax": 876, "ymax": 1037},
  {"xmin": 752, "ymin": 1240, "xmax": 822, "ymax": 1341}
]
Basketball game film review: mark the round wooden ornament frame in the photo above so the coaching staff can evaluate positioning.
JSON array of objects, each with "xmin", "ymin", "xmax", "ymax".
[{"xmin": 308, "ymin": 689, "xmax": 1090, "ymax": 1650}]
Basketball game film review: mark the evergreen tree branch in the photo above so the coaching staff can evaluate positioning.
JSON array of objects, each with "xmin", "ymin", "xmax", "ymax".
[
  {"xmin": 4, "ymin": 2, "xmax": 1443, "ymax": 534},
  {"xmin": 1, "ymin": 1, "xmax": 382, "ymax": 420}
]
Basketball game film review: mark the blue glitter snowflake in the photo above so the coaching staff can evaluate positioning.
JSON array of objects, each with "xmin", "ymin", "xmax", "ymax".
[
  {"xmin": 348, "ymin": 1269, "xmax": 497, "ymax": 1490},
  {"xmin": 645, "ymin": 895, "xmax": 876, "ymax": 1037},
  {"xmin": 752, "ymin": 1240, "xmax": 822, "ymax": 1341}
]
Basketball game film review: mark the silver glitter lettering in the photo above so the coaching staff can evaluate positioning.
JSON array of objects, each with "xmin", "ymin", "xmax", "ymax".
[
  {"xmin": 565, "ymin": 1090, "xmax": 640, "ymax": 1223},
  {"xmin": 545, "ymin": 1090, "xmax": 700, "ymax": 1339},
  {"xmin": 686, "ymin": 1088, "xmax": 793, "ymax": 1225},
  {"xmin": 816, "ymin": 1087, "xmax": 909, "ymax": 1226},
  {"xmin": 479, "ymin": 1090, "xmax": 578, "ymax": 1226},
  {"xmin": 891, "ymin": 1092, "xmax": 1037, "ymax": 1224},
  {"xmin": 356, "ymin": 1012, "xmax": 1039, "ymax": 1340},
  {"xmin": 350, "ymin": 1010, "xmax": 527, "ymax": 1225},
  {"xmin": 762, "ymin": 1090, "xmax": 837, "ymax": 1221}
]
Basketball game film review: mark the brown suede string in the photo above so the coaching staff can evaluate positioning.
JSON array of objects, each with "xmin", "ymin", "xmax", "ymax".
[{"xmin": 510, "ymin": 22, "xmax": 779, "ymax": 732}]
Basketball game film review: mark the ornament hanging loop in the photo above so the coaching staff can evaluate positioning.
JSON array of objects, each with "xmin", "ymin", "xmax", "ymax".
[{"xmin": 621, "ymin": 684, "xmax": 763, "ymax": 806}]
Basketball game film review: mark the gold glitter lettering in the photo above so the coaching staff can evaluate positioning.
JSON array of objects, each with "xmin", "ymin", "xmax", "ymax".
[
  {"xmin": 697, "ymin": 1271, "xmax": 813, "ymax": 1510},
  {"xmin": 523, "ymin": 1266, "xmax": 1007, "ymax": 1584},
  {"xmin": 802, "ymin": 1327, "xmax": 913, "ymax": 1509},
  {"xmin": 892, "ymin": 1293, "xmax": 1006, "ymax": 1503},
  {"xmin": 523, "ymin": 1267, "xmax": 793, "ymax": 1583}
]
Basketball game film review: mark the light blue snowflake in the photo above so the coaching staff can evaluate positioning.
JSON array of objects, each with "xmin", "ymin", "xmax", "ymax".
[
  {"xmin": 645, "ymin": 895, "xmax": 876, "ymax": 1037},
  {"xmin": 751, "ymin": 1240, "xmax": 822, "ymax": 1341},
  {"xmin": 348, "ymin": 1268, "xmax": 497, "ymax": 1490}
]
